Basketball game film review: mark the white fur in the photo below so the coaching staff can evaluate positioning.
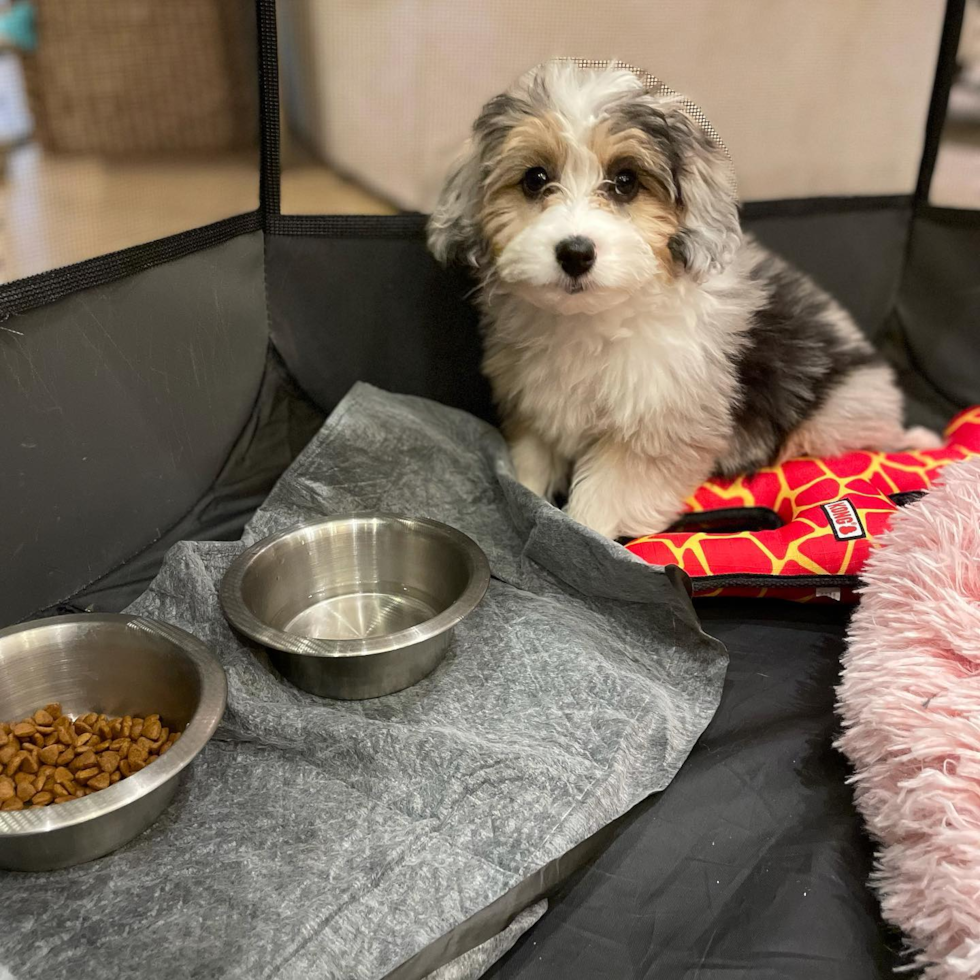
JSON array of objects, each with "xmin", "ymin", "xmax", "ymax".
[{"xmin": 486, "ymin": 253, "xmax": 762, "ymax": 536}]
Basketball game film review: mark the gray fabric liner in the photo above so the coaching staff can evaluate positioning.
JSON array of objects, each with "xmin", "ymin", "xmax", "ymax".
[{"xmin": 0, "ymin": 384, "xmax": 726, "ymax": 980}]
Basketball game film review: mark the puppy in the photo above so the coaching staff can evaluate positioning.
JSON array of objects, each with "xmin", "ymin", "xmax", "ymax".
[{"xmin": 427, "ymin": 59, "xmax": 939, "ymax": 539}]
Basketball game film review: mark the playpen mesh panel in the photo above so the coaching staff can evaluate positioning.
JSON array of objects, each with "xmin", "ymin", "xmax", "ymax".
[
  {"xmin": 275, "ymin": 0, "xmax": 945, "ymax": 215},
  {"xmin": 0, "ymin": 0, "xmax": 258, "ymax": 283}
]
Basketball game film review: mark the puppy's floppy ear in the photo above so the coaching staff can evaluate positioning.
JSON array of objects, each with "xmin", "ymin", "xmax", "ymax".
[
  {"xmin": 427, "ymin": 140, "xmax": 485, "ymax": 269},
  {"xmin": 662, "ymin": 104, "xmax": 741, "ymax": 282}
]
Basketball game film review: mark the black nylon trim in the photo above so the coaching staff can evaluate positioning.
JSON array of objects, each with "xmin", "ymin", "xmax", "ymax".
[
  {"xmin": 688, "ymin": 572, "xmax": 860, "ymax": 591},
  {"xmin": 0, "ymin": 211, "xmax": 262, "ymax": 319},
  {"xmin": 913, "ymin": 202, "xmax": 980, "ymax": 226},
  {"xmin": 268, "ymin": 213, "xmax": 429, "ymax": 238},
  {"xmin": 741, "ymin": 195, "xmax": 911, "ymax": 219},
  {"xmin": 915, "ymin": 0, "xmax": 966, "ymax": 203},
  {"xmin": 256, "ymin": 0, "xmax": 281, "ymax": 217},
  {"xmin": 267, "ymin": 197, "xmax": 917, "ymax": 240}
]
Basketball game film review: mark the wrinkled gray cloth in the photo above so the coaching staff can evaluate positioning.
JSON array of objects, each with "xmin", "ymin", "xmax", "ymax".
[{"xmin": 0, "ymin": 384, "xmax": 726, "ymax": 980}]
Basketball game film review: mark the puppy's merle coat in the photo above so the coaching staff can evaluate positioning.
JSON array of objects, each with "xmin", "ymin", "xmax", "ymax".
[{"xmin": 427, "ymin": 60, "xmax": 937, "ymax": 539}]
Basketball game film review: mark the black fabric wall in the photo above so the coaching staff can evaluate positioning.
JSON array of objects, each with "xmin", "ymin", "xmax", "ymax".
[
  {"xmin": 883, "ymin": 207, "xmax": 980, "ymax": 430},
  {"xmin": 266, "ymin": 225, "xmax": 491, "ymax": 422},
  {"xmin": 0, "ymin": 233, "xmax": 270, "ymax": 624}
]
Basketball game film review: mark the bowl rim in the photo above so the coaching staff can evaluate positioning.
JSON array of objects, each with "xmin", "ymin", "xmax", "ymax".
[
  {"xmin": 0, "ymin": 614, "xmax": 227, "ymax": 838},
  {"xmin": 218, "ymin": 513, "xmax": 491, "ymax": 658}
]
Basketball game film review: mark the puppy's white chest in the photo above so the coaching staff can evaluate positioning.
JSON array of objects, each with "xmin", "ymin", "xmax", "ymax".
[{"xmin": 489, "ymin": 293, "xmax": 732, "ymax": 457}]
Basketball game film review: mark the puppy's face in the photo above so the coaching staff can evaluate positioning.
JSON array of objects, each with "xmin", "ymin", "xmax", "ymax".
[{"xmin": 428, "ymin": 63, "xmax": 740, "ymax": 315}]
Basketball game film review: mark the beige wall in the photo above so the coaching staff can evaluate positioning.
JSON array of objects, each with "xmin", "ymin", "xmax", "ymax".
[{"xmin": 278, "ymin": 0, "xmax": 946, "ymax": 210}]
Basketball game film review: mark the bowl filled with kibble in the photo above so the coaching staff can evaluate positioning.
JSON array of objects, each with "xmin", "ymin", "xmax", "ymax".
[{"xmin": 0, "ymin": 613, "xmax": 226, "ymax": 872}]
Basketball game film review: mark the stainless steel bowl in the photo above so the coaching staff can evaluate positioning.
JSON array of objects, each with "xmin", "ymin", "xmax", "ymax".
[
  {"xmin": 219, "ymin": 514, "xmax": 490, "ymax": 700},
  {"xmin": 0, "ymin": 615, "xmax": 226, "ymax": 872}
]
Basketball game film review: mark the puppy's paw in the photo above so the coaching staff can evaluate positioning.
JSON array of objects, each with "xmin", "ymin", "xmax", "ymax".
[
  {"xmin": 903, "ymin": 426, "xmax": 944, "ymax": 451},
  {"xmin": 563, "ymin": 500, "xmax": 621, "ymax": 540},
  {"xmin": 508, "ymin": 430, "xmax": 567, "ymax": 502},
  {"xmin": 564, "ymin": 486, "xmax": 679, "ymax": 540}
]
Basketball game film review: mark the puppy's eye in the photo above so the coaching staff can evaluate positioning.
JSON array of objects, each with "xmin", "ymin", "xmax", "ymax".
[
  {"xmin": 611, "ymin": 168, "xmax": 639, "ymax": 202},
  {"xmin": 521, "ymin": 166, "xmax": 550, "ymax": 197}
]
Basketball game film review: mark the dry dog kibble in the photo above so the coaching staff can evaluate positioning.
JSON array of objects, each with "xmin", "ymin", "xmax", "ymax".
[{"xmin": 0, "ymin": 706, "xmax": 180, "ymax": 810}]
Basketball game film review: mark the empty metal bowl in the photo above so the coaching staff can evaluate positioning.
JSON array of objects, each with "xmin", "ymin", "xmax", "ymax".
[
  {"xmin": 0, "ymin": 614, "xmax": 226, "ymax": 872},
  {"xmin": 219, "ymin": 514, "xmax": 490, "ymax": 700}
]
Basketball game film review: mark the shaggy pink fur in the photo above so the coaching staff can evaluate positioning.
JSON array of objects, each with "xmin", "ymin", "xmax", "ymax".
[{"xmin": 837, "ymin": 456, "xmax": 980, "ymax": 979}]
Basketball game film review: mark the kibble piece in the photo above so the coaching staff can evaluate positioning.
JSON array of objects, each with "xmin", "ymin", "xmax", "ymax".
[
  {"xmin": 31, "ymin": 791, "xmax": 53, "ymax": 806},
  {"xmin": 99, "ymin": 751, "xmax": 120, "ymax": 774},
  {"xmin": 69, "ymin": 750, "xmax": 97, "ymax": 773},
  {"xmin": 56, "ymin": 747, "xmax": 75, "ymax": 766},
  {"xmin": 54, "ymin": 766, "xmax": 74, "ymax": 786},
  {"xmin": 53, "ymin": 795, "xmax": 74, "ymax": 805},
  {"xmin": 39, "ymin": 744, "xmax": 60, "ymax": 766},
  {"xmin": 143, "ymin": 715, "xmax": 162, "ymax": 741},
  {"xmin": 109, "ymin": 771, "xmax": 121, "ymax": 784},
  {"xmin": 57, "ymin": 727, "xmax": 74, "ymax": 746},
  {"xmin": 88, "ymin": 772, "xmax": 111, "ymax": 791},
  {"xmin": 12, "ymin": 722, "xmax": 35, "ymax": 739},
  {"xmin": 0, "ymin": 776, "xmax": 14, "ymax": 801},
  {"xmin": 1, "ymin": 796, "xmax": 24, "ymax": 811},
  {"xmin": 33, "ymin": 709, "xmax": 54, "ymax": 726},
  {"xmin": 119, "ymin": 759, "xmax": 132, "ymax": 778},
  {"xmin": 75, "ymin": 767, "xmax": 100, "ymax": 784},
  {"xmin": 16, "ymin": 781, "xmax": 34, "ymax": 802},
  {"xmin": 5, "ymin": 751, "xmax": 26, "ymax": 777},
  {"xmin": 19, "ymin": 751, "xmax": 38, "ymax": 775},
  {"xmin": 0, "ymin": 743, "xmax": 16, "ymax": 766},
  {"xmin": 121, "ymin": 716, "xmax": 133, "ymax": 738},
  {"xmin": 75, "ymin": 732, "xmax": 92, "ymax": 747},
  {"xmin": 52, "ymin": 783, "xmax": 69, "ymax": 798}
]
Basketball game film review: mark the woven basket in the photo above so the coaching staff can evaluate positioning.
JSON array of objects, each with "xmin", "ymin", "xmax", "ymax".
[{"xmin": 22, "ymin": 0, "xmax": 257, "ymax": 154}]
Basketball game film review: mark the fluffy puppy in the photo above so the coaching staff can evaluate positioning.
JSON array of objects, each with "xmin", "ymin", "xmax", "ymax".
[{"xmin": 428, "ymin": 59, "xmax": 938, "ymax": 539}]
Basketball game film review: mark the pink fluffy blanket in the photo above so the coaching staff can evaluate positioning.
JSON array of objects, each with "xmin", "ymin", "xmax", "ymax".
[{"xmin": 837, "ymin": 455, "xmax": 980, "ymax": 979}]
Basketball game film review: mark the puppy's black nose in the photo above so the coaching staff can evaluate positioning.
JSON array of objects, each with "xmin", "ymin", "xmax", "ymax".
[{"xmin": 555, "ymin": 236, "xmax": 596, "ymax": 278}]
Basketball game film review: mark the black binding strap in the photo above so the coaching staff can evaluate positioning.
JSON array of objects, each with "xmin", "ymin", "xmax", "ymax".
[
  {"xmin": 267, "ymin": 213, "xmax": 429, "ymax": 238},
  {"xmin": 741, "ymin": 195, "xmax": 911, "ymax": 220},
  {"xmin": 0, "ymin": 211, "xmax": 262, "ymax": 320},
  {"xmin": 915, "ymin": 0, "xmax": 967, "ymax": 204},
  {"xmin": 256, "ymin": 0, "xmax": 281, "ymax": 218},
  {"xmin": 265, "ymin": 198, "xmax": 914, "ymax": 240}
]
